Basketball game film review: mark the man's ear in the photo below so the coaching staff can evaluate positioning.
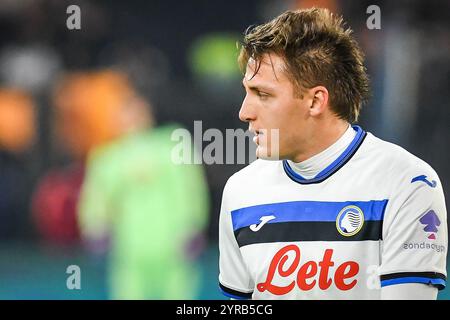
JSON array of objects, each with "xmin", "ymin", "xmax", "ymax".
[{"xmin": 309, "ymin": 86, "xmax": 329, "ymax": 117}]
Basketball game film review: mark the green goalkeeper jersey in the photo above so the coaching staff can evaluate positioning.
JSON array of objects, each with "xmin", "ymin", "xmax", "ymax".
[{"xmin": 78, "ymin": 124, "xmax": 209, "ymax": 299}]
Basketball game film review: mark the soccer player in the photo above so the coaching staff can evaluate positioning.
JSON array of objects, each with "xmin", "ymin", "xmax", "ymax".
[{"xmin": 218, "ymin": 8, "xmax": 447, "ymax": 299}]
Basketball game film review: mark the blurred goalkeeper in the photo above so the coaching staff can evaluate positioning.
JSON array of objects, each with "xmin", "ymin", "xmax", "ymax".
[{"xmin": 78, "ymin": 82, "xmax": 209, "ymax": 299}]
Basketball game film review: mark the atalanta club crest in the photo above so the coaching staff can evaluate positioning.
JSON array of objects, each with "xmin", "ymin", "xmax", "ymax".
[{"xmin": 336, "ymin": 205, "xmax": 365, "ymax": 237}]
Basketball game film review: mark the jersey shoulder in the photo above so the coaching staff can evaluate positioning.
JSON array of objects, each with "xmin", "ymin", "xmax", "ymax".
[
  {"xmin": 363, "ymin": 132, "xmax": 440, "ymax": 182},
  {"xmin": 222, "ymin": 159, "xmax": 280, "ymax": 199},
  {"xmin": 230, "ymin": 158, "xmax": 280, "ymax": 181}
]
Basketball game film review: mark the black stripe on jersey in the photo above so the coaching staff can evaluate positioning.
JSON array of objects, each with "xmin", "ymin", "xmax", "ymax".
[
  {"xmin": 234, "ymin": 220, "xmax": 382, "ymax": 247},
  {"xmin": 219, "ymin": 282, "xmax": 253, "ymax": 299},
  {"xmin": 380, "ymin": 272, "xmax": 447, "ymax": 281}
]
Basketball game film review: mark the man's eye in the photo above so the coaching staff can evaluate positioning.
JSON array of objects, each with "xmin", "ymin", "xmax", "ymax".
[{"xmin": 257, "ymin": 91, "xmax": 269, "ymax": 99}]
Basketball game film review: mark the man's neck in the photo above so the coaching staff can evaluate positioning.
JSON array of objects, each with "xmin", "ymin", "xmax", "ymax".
[
  {"xmin": 287, "ymin": 125, "xmax": 355, "ymax": 179},
  {"xmin": 291, "ymin": 120, "xmax": 350, "ymax": 163}
]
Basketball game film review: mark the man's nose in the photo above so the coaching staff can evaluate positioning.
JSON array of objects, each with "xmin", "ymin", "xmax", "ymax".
[{"xmin": 239, "ymin": 96, "xmax": 256, "ymax": 123}]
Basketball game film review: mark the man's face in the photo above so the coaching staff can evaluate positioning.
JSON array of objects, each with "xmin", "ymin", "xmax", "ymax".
[{"xmin": 240, "ymin": 53, "xmax": 311, "ymax": 160}]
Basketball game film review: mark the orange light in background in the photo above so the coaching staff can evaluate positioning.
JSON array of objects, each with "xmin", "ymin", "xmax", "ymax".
[
  {"xmin": 52, "ymin": 70, "xmax": 137, "ymax": 159},
  {"xmin": 0, "ymin": 88, "xmax": 36, "ymax": 153}
]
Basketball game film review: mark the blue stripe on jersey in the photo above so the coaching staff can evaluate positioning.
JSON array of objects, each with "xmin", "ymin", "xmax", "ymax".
[
  {"xmin": 230, "ymin": 199, "xmax": 388, "ymax": 231},
  {"xmin": 381, "ymin": 277, "xmax": 446, "ymax": 288},
  {"xmin": 283, "ymin": 125, "xmax": 366, "ymax": 184},
  {"xmin": 219, "ymin": 289, "xmax": 251, "ymax": 300}
]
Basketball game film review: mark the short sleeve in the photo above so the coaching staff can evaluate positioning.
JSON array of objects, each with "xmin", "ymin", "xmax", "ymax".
[
  {"xmin": 380, "ymin": 170, "xmax": 448, "ymax": 290},
  {"xmin": 218, "ymin": 179, "xmax": 254, "ymax": 299}
]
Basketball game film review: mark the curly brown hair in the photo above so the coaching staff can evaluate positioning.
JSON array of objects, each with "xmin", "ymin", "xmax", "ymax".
[{"xmin": 238, "ymin": 8, "xmax": 370, "ymax": 123}]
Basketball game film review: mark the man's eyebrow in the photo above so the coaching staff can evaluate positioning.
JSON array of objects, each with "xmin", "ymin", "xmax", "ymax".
[{"xmin": 242, "ymin": 79, "xmax": 275, "ymax": 92}]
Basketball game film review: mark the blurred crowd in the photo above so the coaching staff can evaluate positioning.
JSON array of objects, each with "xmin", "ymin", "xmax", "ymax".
[{"xmin": 0, "ymin": 0, "xmax": 448, "ymax": 299}]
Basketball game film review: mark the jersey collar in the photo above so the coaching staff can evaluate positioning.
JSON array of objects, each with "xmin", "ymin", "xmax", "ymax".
[{"xmin": 282, "ymin": 125, "xmax": 367, "ymax": 185}]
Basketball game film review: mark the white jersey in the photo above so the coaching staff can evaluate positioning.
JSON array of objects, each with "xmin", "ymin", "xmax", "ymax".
[{"xmin": 218, "ymin": 126, "xmax": 447, "ymax": 299}]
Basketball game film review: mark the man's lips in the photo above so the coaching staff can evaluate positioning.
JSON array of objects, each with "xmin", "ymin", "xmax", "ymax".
[{"xmin": 252, "ymin": 129, "xmax": 263, "ymax": 145}]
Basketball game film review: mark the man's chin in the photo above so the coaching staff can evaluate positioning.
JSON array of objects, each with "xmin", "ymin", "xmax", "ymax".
[{"xmin": 256, "ymin": 146, "xmax": 280, "ymax": 160}]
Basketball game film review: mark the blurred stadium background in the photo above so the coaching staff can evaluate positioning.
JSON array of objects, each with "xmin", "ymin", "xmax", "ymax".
[{"xmin": 0, "ymin": 0, "xmax": 449, "ymax": 299}]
